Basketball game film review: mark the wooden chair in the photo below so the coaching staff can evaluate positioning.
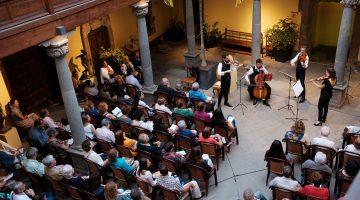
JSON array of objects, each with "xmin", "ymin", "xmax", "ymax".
[
  {"xmin": 200, "ymin": 142, "xmax": 224, "ymax": 170},
  {"xmin": 266, "ymin": 157, "xmax": 291, "ymax": 186},
  {"xmin": 117, "ymin": 145, "xmax": 134, "ymax": 158},
  {"xmin": 187, "ymin": 163, "xmax": 218, "ymax": 196},
  {"xmin": 154, "ymin": 130, "xmax": 172, "ymax": 143},
  {"xmin": 96, "ymin": 138, "xmax": 113, "ymax": 153},
  {"xmin": 85, "ymin": 158, "xmax": 102, "ymax": 174},
  {"xmin": 154, "ymin": 109, "xmax": 172, "ymax": 128},
  {"xmin": 137, "ymin": 149, "xmax": 159, "ymax": 166},
  {"xmin": 117, "ymin": 101, "xmax": 131, "ymax": 112},
  {"xmin": 155, "ymin": 91, "xmax": 172, "ymax": 106},
  {"xmin": 111, "ymin": 167, "xmax": 133, "ymax": 189},
  {"xmin": 308, "ymin": 145, "xmax": 337, "ymax": 169},
  {"xmin": 56, "ymin": 128, "xmax": 72, "ymax": 140},
  {"xmin": 270, "ymin": 186, "xmax": 298, "ymax": 200},
  {"xmin": 214, "ymin": 125, "xmax": 239, "ymax": 145},
  {"xmin": 175, "ymin": 134, "xmax": 196, "ymax": 152},
  {"xmin": 181, "ymin": 66, "xmax": 197, "ymax": 91},
  {"xmin": 132, "ymin": 125, "xmax": 152, "ymax": 138},
  {"xmin": 44, "ymin": 175, "xmax": 67, "ymax": 199},
  {"xmin": 125, "ymin": 84, "xmax": 138, "ymax": 98},
  {"xmin": 136, "ymin": 177, "xmax": 153, "ymax": 198},
  {"xmin": 335, "ymin": 150, "xmax": 360, "ymax": 171},
  {"xmin": 303, "ymin": 168, "xmax": 331, "ymax": 188},
  {"xmin": 173, "ymin": 94, "xmax": 189, "ymax": 108},
  {"xmin": 342, "ymin": 133, "xmax": 360, "ymax": 148},
  {"xmin": 161, "ymin": 157, "xmax": 179, "ymax": 174},
  {"xmin": 24, "ymin": 169, "xmax": 49, "ymax": 191},
  {"xmin": 158, "ymin": 185, "xmax": 190, "ymax": 200},
  {"xmin": 335, "ymin": 177, "xmax": 352, "ymax": 197},
  {"xmin": 119, "ymin": 121, "xmax": 133, "ymax": 135},
  {"xmin": 63, "ymin": 184, "xmax": 83, "ymax": 200},
  {"xmin": 191, "ymin": 99, "xmax": 204, "ymax": 110},
  {"xmin": 282, "ymin": 138, "xmax": 307, "ymax": 163},
  {"xmin": 84, "ymin": 191, "xmax": 100, "ymax": 200},
  {"xmin": 193, "ymin": 118, "xmax": 208, "ymax": 132},
  {"xmin": 137, "ymin": 105, "xmax": 151, "ymax": 120}
]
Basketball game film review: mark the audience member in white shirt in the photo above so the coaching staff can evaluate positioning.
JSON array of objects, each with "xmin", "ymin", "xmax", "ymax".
[
  {"xmin": 82, "ymin": 139, "xmax": 107, "ymax": 167},
  {"xmin": 344, "ymin": 137, "xmax": 360, "ymax": 154},
  {"xmin": 10, "ymin": 181, "xmax": 34, "ymax": 200},
  {"xmin": 82, "ymin": 113, "xmax": 97, "ymax": 140},
  {"xmin": 95, "ymin": 118, "xmax": 115, "ymax": 144},
  {"xmin": 39, "ymin": 108, "xmax": 59, "ymax": 128},
  {"xmin": 343, "ymin": 125, "xmax": 360, "ymax": 138},
  {"xmin": 154, "ymin": 98, "xmax": 172, "ymax": 115},
  {"xmin": 125, "ymin": 68, "xmax": 142, "ymax": 90},
  {"xmin": 136, "ymin": 158, "xmax": 157, "ymax": 192},
  {"xmin": 132, "ymin": 110, "xmax": 153, "ymax": 132},
  {"xmin": 311, "ymin": 126, "xmax": 337, "ymax": 151},
  {"xmin": 84, "ymin": 80, "xmax": 99, "ymax": 96},
  {"xmin": 100, "ymin": 60, "xmax": 114, "ymax": 84},
  {"xmin": 269, "ymin": 165, "xmax": 302, "ymax": 191}
]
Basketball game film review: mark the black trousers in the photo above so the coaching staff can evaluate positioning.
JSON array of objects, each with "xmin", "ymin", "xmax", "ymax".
[
  {"xmin": 218, "ymin": 79, "xmax": 230, "ymax": 106},
  {"xmin": 247, "ymin": 83, "xmax": 271, "ymax": 100},
  {"xmin": 318, "ymin": 95, "xmax": 331, "ymax": 122},
  {"xmin": 296, "ymin": 67, "xmax": 306, "ymax": 99}
]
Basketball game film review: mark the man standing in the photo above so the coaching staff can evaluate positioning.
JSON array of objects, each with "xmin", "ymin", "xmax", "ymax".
[
  {"xmin": 217, "ymin": 53, "xmax": 232, "ymax": 107},
  {"xmin": 291, "ymin": 47, "xmax": 309, "ymax": 103}
]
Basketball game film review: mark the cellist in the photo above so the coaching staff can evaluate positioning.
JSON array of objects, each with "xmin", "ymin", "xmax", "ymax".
[{"xmin": 245, "ymin": 59, "xmax": 272, "ymax": 106}]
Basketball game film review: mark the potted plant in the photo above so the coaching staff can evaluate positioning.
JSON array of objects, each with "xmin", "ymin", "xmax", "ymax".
[
  {"xmin": 265, "ymin": 17, "xmax": 298, "ymax": 62},
  {"xmin": 164, "ymin": 15, "xmax": 185, "ymax": 42},
  {"xmin": 197, "ymin": 22, "xmax": 222, "ymax": 48}
]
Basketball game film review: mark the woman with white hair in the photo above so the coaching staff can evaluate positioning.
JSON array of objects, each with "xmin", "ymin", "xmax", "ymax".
[
  {"xmin": 302, "ymin": 152, "xmax": 332, "ymax": 174},
  {"xmin": 62, "ymin": 165, "xmax": 88, "ymax": 190},
  {"xmin": 42, "ymin": 155, "xmax": 64, "ymax": 180},
  {"xmin": 242, "ymin": 188, "xmax": 267, "ymax": 200},
  {"xmin": 311, "ymin": 126, "xmax": 337, "ymax": 150}
]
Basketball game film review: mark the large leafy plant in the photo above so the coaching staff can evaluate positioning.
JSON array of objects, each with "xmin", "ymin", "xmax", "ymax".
[
  {"xmin": 265, "ymin": 17, "xmax": 298, "ymax": 50},
  {"xmin": 196, "ymin": 22, "xmax": 221, "ymax": 48},
  {"xmin": 99, "ymin": 47, "xmax": 127, "ymax": 63}
]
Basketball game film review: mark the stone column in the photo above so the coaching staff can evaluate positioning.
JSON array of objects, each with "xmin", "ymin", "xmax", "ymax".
[
  {"xmin": 330, "ymin": 0, "xmax": 357, "ymax": 108},
  {"xmin": 199, "ymin": 0, "xmax": 207, "ymax": 67},
  {"xmin": 251, "ymin": 0, "xmax": 261, "ymax": 64},
  {"xmin": 184, "ymin": 0, "xmax": 199, "ymax": 68},
  {"xmin": 133, "ymin": 1, "xmax": 157, "ymax": 94},
  {"xmin": 41, "ymin": 26, "xmax": 85, "ymax": 147}
]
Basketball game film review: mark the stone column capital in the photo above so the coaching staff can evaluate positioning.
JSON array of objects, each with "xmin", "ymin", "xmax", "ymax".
[
  {"xmin": 132, "ymin": 0, "xmax": 149, "ymax": 17},
  {"xmin": 340, "ymin": 0, "xmax": 359, "ymax": 8},
  {"xmin": 40, "ymin": 26, "xmax": 70, "ymax": 58}
]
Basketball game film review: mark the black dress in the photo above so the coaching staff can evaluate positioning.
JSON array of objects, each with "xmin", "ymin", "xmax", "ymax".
[{"xmin": 317, "ymin": 78, "xmax": 334, "ymax": 122}]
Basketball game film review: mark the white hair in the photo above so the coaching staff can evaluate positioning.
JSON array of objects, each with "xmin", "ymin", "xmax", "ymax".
[
  {"xmin": 243, "ymin": 188, "xmax": 255, "ymax": 200},
  {"xmin": 177, "ymin": 120, "xmax": 186, "ymax": 130},
  {"xmin": 101, "ymin": 118, "xmax": 111, "ymax": 127},
  {"xmin": 192, "ymin": 82, "xmax": 199, "ymax": 90},
  {"xmin": 321, "ymin": 126, "xmax": 330, "ymax": 137},
  {"xmin": 42, "ymin": 155, "xmax": 55, "ymax": 167},
  {"xmin": 62, "ymin": 164, "xmax": 74, "ymax": 179},
  {"xmin": 314, "ymin": 152, "xmax": 327, "ymax": 164}
]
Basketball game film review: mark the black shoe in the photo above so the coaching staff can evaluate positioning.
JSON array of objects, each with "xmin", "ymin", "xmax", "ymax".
[
  {"xmin": 314, "ymin": 121, "xmax": 322, "ymax": 126},
  {"xmin": 263, "ymin": 101, "xmax": 270, "ymax": 107},
  {"xmin": 224, "ymin": 103, "xmax": 233, "ymax": 107},
  {"xmin": 253, "ymin": 99, "xmax": 258, "ymax": 105},
  {"xmin": 299, "ymin": 98, "xmax": 305, "ymax": 103}
]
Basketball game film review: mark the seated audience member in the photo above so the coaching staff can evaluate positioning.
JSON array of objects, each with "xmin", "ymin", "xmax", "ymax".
[
  {"xmin": 82, "ymin": 112, "xmax": 97, "ymax": 140},
  {"xmin": 123, "ymin": 55, "xmax": 141, "ymax": 79},
  {"xmin": 311, "ymin": 126, "xmax": 337, "ymax": 150},
  {"xmin": 60, "ymin": 117, "xmax": 71, "ymax": 132},
  {"xmin": 9, "ymin": 99, "xmax": 39, "ymax": 130},
  {"xmin": 116, "ymin": 130, "xmax": 137, "ymax": 157},
  {"xmin": 243, "ymin": 188, "xmax": 267, "ymax": 200},
  {"xmin": 108, "ymin": 149, "xmax": 135, "ymax": 175},
  {"xmin": 174, "ymin": 83, "xmax": 186, "ymax": 97},
  {"xmin": 100, "ymin": 60, "xmax": 114, "ymax": 85},
  {"xmin": 130, "ymin": 187, "xmax": 151, "ymax": 200},
  {"xmin": 136, "ymin": 158, "xmax": 157, "ymax": 191},
  {"xmin": 42, "ymin": 155, "xmax": 64, "ymax": 180},
  {"xmin": 62, "ymin": 165, "xmax": 88, "ymax": 190},
  {"xmin": 72, "ymin": 71, "xmax": 80, "ymax": 91},
  {"xmin": 137, "ymin": 133, "xmax": 162, "ymax": 156},
  {"xmin": 132, "ymin": 110, "xmax": 153, "ymax": 132},
  {"xmin": 82, "ymin": 139, "xmax": 107, "ymax": 167},
  {"xmin": 22, "ymin": 147, "xmax": 45, "ymax": 177},
  {"xmin": 86, "ymin": 172, "xmax": 105, "ymax": 200},
  {"xmin": 98, "ymin": 102, "xmax": 116, "ymax": 120},
  {"xmin": 284, "ymin": 120, "xmax": 309, "ymax": 144},
  {"xmin": 39, "ymin": 108, "xmax": 59, "ymax": 128},
  {"xmin": 28, "ymin": 119, "xmax": 48, "ymax": 147},
  {"xmin": 111, "ymin": 76, "xmax": 131, "ymax": 103},
  {"xmin": 84, "ymin": 100, "xmax": 100, "ymax": 121},
  {"xmin": 162, "ymin": 142, "xmax": 186, "ymax": 164},
  {"xmin": 177, "ymin": 120, "xmax": 197, "ymax": 140},
  {"xmin": 188, "ymin": 82, "xmax": 208, "ymax": 102},
  {"xmin": 302, "ymin": 152, "xmax": 332, "ymax": 175},
  {"xmin": 173, "ymin": 102, "xmax": 194, "ymax": 118},
  {"xmin": 46, "ymin": 128, "xmax": 70, "ymax": 151},
  {"xmin": 188, "ymin": 147, "xmax": 214, "ymax": 175},
  {"xmin": 84, "ymin": 80, "xmax": 99, "ymax": 97},
  {"xmin": 0, "ymin": 147, "xmax": 19, "ymax": 175},
  {"xmin": 269, "ymin": 166, "xmax": 301, "ymax": 191},
  {"xmin": 344, "ymin": 137, "xmax": 360, "ymax": 154},
  {"xmin": 343, "ymin": 125, "xmax": 360, "ymax": 137},
  {"xmin": 198, "ymin": 126, "xmax": 223, "ymax": 147},
  {"xmin": 153, "ymin": 115, "xmax": 166, "ymax": 132},
  {"xmin": 264, "ymin": 140, "xmax": 293, "ymax": 163},
  {"xmin": 338, "ymin": 160, "xmax": 360, "ymax": 181},
  {"xmin": 194, "ymin": 102, "xmax": 211, "ymax": 123},
  {"xmin": 99, "ymin": 83, "xmax": 113, "ymax": 101},
  {"xmin": 125, "ymin": 68, "xmax": 142, "ymax": 90},
  {"xmin": 10, "ymin": 181, "xmax": 37, "ymax": 200},
  {"xmin": 298, "ymin": 172, "xmax": 329, "ymax": 200},
  {"xmin": 118, "ymin": 106, "xmax": 133, "ymax": 125},
  {"xmin": 156, "ymin": 77, "xmax": 174, "ymax": 101},
  {"xmin": 211, "ymin": 108, "xmax": 236, "ymax": 133},
  {"xmin": 96, "ymin": 119, "xmax": 116, "ymax": 144},
  {"xmin": 104, "ymin": 181, "xmax": 131, "ymax": 200},
  {"xmin": 157, "ymin": 164, "xmax": 200, "ymax": 199},
  {"xmin": 154, "ymin": 98, "xmax": 172, "ymax": 115},
  {"xmin": 130, "ymin": 50, "xmax": 142, "ymax": 69}
]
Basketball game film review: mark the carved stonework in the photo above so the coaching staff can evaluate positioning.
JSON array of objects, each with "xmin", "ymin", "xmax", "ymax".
[
  {"xmin": 340, "ymin": 0, "xmax": 359, "ymax": 8},
  {"xmin": 46, "ymin": 42, "xmax": 69, "ymax": 58},
  {"xmin": 133, "ymin": 2, "xmax": 149, "ymax": 17}
]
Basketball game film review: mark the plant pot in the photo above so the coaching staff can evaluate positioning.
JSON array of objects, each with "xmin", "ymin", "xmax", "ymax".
[{"xmin": 273, "ymin": 46, "xmax": 293, "ymax": 62}]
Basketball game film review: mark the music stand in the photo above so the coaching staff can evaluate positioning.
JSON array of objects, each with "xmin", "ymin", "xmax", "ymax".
[
  {"xmin": 278, "ymin": 71, "xmax": 295, "ymax": 115},
  {"xmin": 286, "ymin": 80, "xmax": 307, "ymax": 122},
  {"xmin": 232, "ymin": 76, "xmax": 247, "ymax": 115}
]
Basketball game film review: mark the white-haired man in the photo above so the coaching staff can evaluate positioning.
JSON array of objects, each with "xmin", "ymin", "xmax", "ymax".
[
  {"xmin": 156, "ymin": 77, "xmax": 175, "ymax": 101},
  {"xmin": 269, "ymin": 166, "xmax": 302, "ymax": 192},
  {"xmin": 10, "ymin": 181, "xmax": 36, "ymax": 200},
  {"xmin": 243, "ymin": 188, "xmax": 267, "ymax": 200},
  {"xmin": 22, "ymin": 147, "xmax": 45, "ymax": 177},
  {"xmin": 42, "ymin": 155, "xmax": 64, "ymax": 180},
  {"xmin": 62, "ymin": 165, "xmax": 88, "ymax": 190},
  {"xmin": 302, "ymin": 152, "xmax": 332, "ymax": 174},
  {"xmin": 311, "ymin": 126, "xmax": 337, "ymax": 150},
  {"xmin": 95, "ymin": 118, "xmax": 115, "ymax": 144}
]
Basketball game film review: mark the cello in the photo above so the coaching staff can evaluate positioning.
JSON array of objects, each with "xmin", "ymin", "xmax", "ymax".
[{"xmin": 253, "ymin": 70, "xmax": 272, "ymax": 100}]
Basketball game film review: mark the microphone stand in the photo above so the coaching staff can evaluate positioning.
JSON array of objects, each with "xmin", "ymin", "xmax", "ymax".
[
  {"xmin": 278, "ymin": 71, "xmax": 295, "ymax": 115},
  {"xmin": 232, "ymin": 76, "xmax": 247, "ymax": 115}
]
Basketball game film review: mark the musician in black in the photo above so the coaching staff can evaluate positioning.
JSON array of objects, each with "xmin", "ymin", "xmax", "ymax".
[
  {"xmin": 217, "ymin": 53, "xmax": 232, "ymax": 107},
  {"xmin": 311, "ymin": 68, "xmax": 337, "ymax": 126},
  {"xmin": 245, "ymin": 59, "xmax": 271, "ymax": 106},
  {"xmin": 290, "ymin": 47, "xmax": 309, "ymax": 103}
]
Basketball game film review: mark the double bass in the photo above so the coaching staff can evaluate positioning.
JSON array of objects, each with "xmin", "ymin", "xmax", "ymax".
[{"xmin": 253, "ymin": 71, "xmax": 272, "ymax": 100}]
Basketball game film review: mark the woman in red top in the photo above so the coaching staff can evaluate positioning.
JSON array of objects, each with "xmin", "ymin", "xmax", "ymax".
[
  {"xmin": 198, "ymin": 127, "xmax": 223, "ymax": 147},
  {"xmin": 299, "ymin": 171, "xmax": 330, "ymax": 200}
]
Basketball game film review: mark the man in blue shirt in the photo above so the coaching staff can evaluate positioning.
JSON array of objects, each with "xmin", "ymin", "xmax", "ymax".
[
  {"xmin": 188, "ymin": 82, "xmax": 207, "ymax": 102},
  {"xmin": 176, "ymin": 120, "xmax": 197, "ymax": 140},
  {"xmin": 28, "ymin": 119, "xmax": 48, "ymax": 146}
]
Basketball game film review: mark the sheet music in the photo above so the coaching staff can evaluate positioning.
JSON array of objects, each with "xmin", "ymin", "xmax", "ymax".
[
  {"xmin": 112, "ymin": 107, "xmax": 123, "ymax": 118},
  {"xmin": 293, "ymin": 80, "xmax": 304, "ymax": 97}
]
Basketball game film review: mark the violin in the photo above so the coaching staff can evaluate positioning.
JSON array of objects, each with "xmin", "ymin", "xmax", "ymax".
[
  {"xmin": 299, "ymin": 52, "xmax": 307, "ymax": 63},
  {"xmin": 308, "ymin": 76, "xmax": 328, "ymax": 82}
]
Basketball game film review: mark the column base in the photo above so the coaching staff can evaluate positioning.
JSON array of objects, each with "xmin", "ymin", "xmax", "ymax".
[
  {"xmin": 67, "ymin": 147, "xmax": 88, "ymax": 175},
  {"xmin": 198, "ymin": 62, "xmax": 217, "ymax": 89},
  {"xmin": 142, "ymin": 84, "xmax": 158, "ymax": 94},
  {"xmin": 329, "ymin": 82, "xmax": 347, "ymax": 108},
  {"xmin": 184, "ymin": 51, "xmax": 200, "ymax": 68}
]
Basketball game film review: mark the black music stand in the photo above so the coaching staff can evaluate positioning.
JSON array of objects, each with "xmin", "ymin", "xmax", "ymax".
[
  {"xmin": 286, "ymin": 80, "xmax": 307, "ymax": 122},
  {"xmin": 278, "ymin": 71, "xmax": 295, "ymax": 115},
  {"xmin": 232, "ymin": 76, "xmax": 247, "ymax": 115}
]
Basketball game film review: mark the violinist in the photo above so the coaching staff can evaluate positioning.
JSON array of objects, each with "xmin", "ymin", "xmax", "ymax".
[
  {"xmin": 310, "ymin": 68, "xmax": 337, "ymax": 126},
  {"xmin": 291, "ymin": 47, "xmax": 309, "ymax": 103},
  {"xmin": 245, "ymin": 59, "xmax": 271, "ymax": 106}
]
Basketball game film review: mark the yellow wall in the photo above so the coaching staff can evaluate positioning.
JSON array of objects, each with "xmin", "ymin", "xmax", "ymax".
[
  {"xmin": 0, "ymin": 69, "xmax": 10, "ymax": 113},
  {"xmin": 66, "ymin": 27, "xmax": 85, "ymax": 72},
  {"xmin": 204, "ymin": 0, "xmax": 299, "ymax": 35},
  {"xmin": 109, "ymin": 0, "xmax": 182, "ymax": 48}
]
